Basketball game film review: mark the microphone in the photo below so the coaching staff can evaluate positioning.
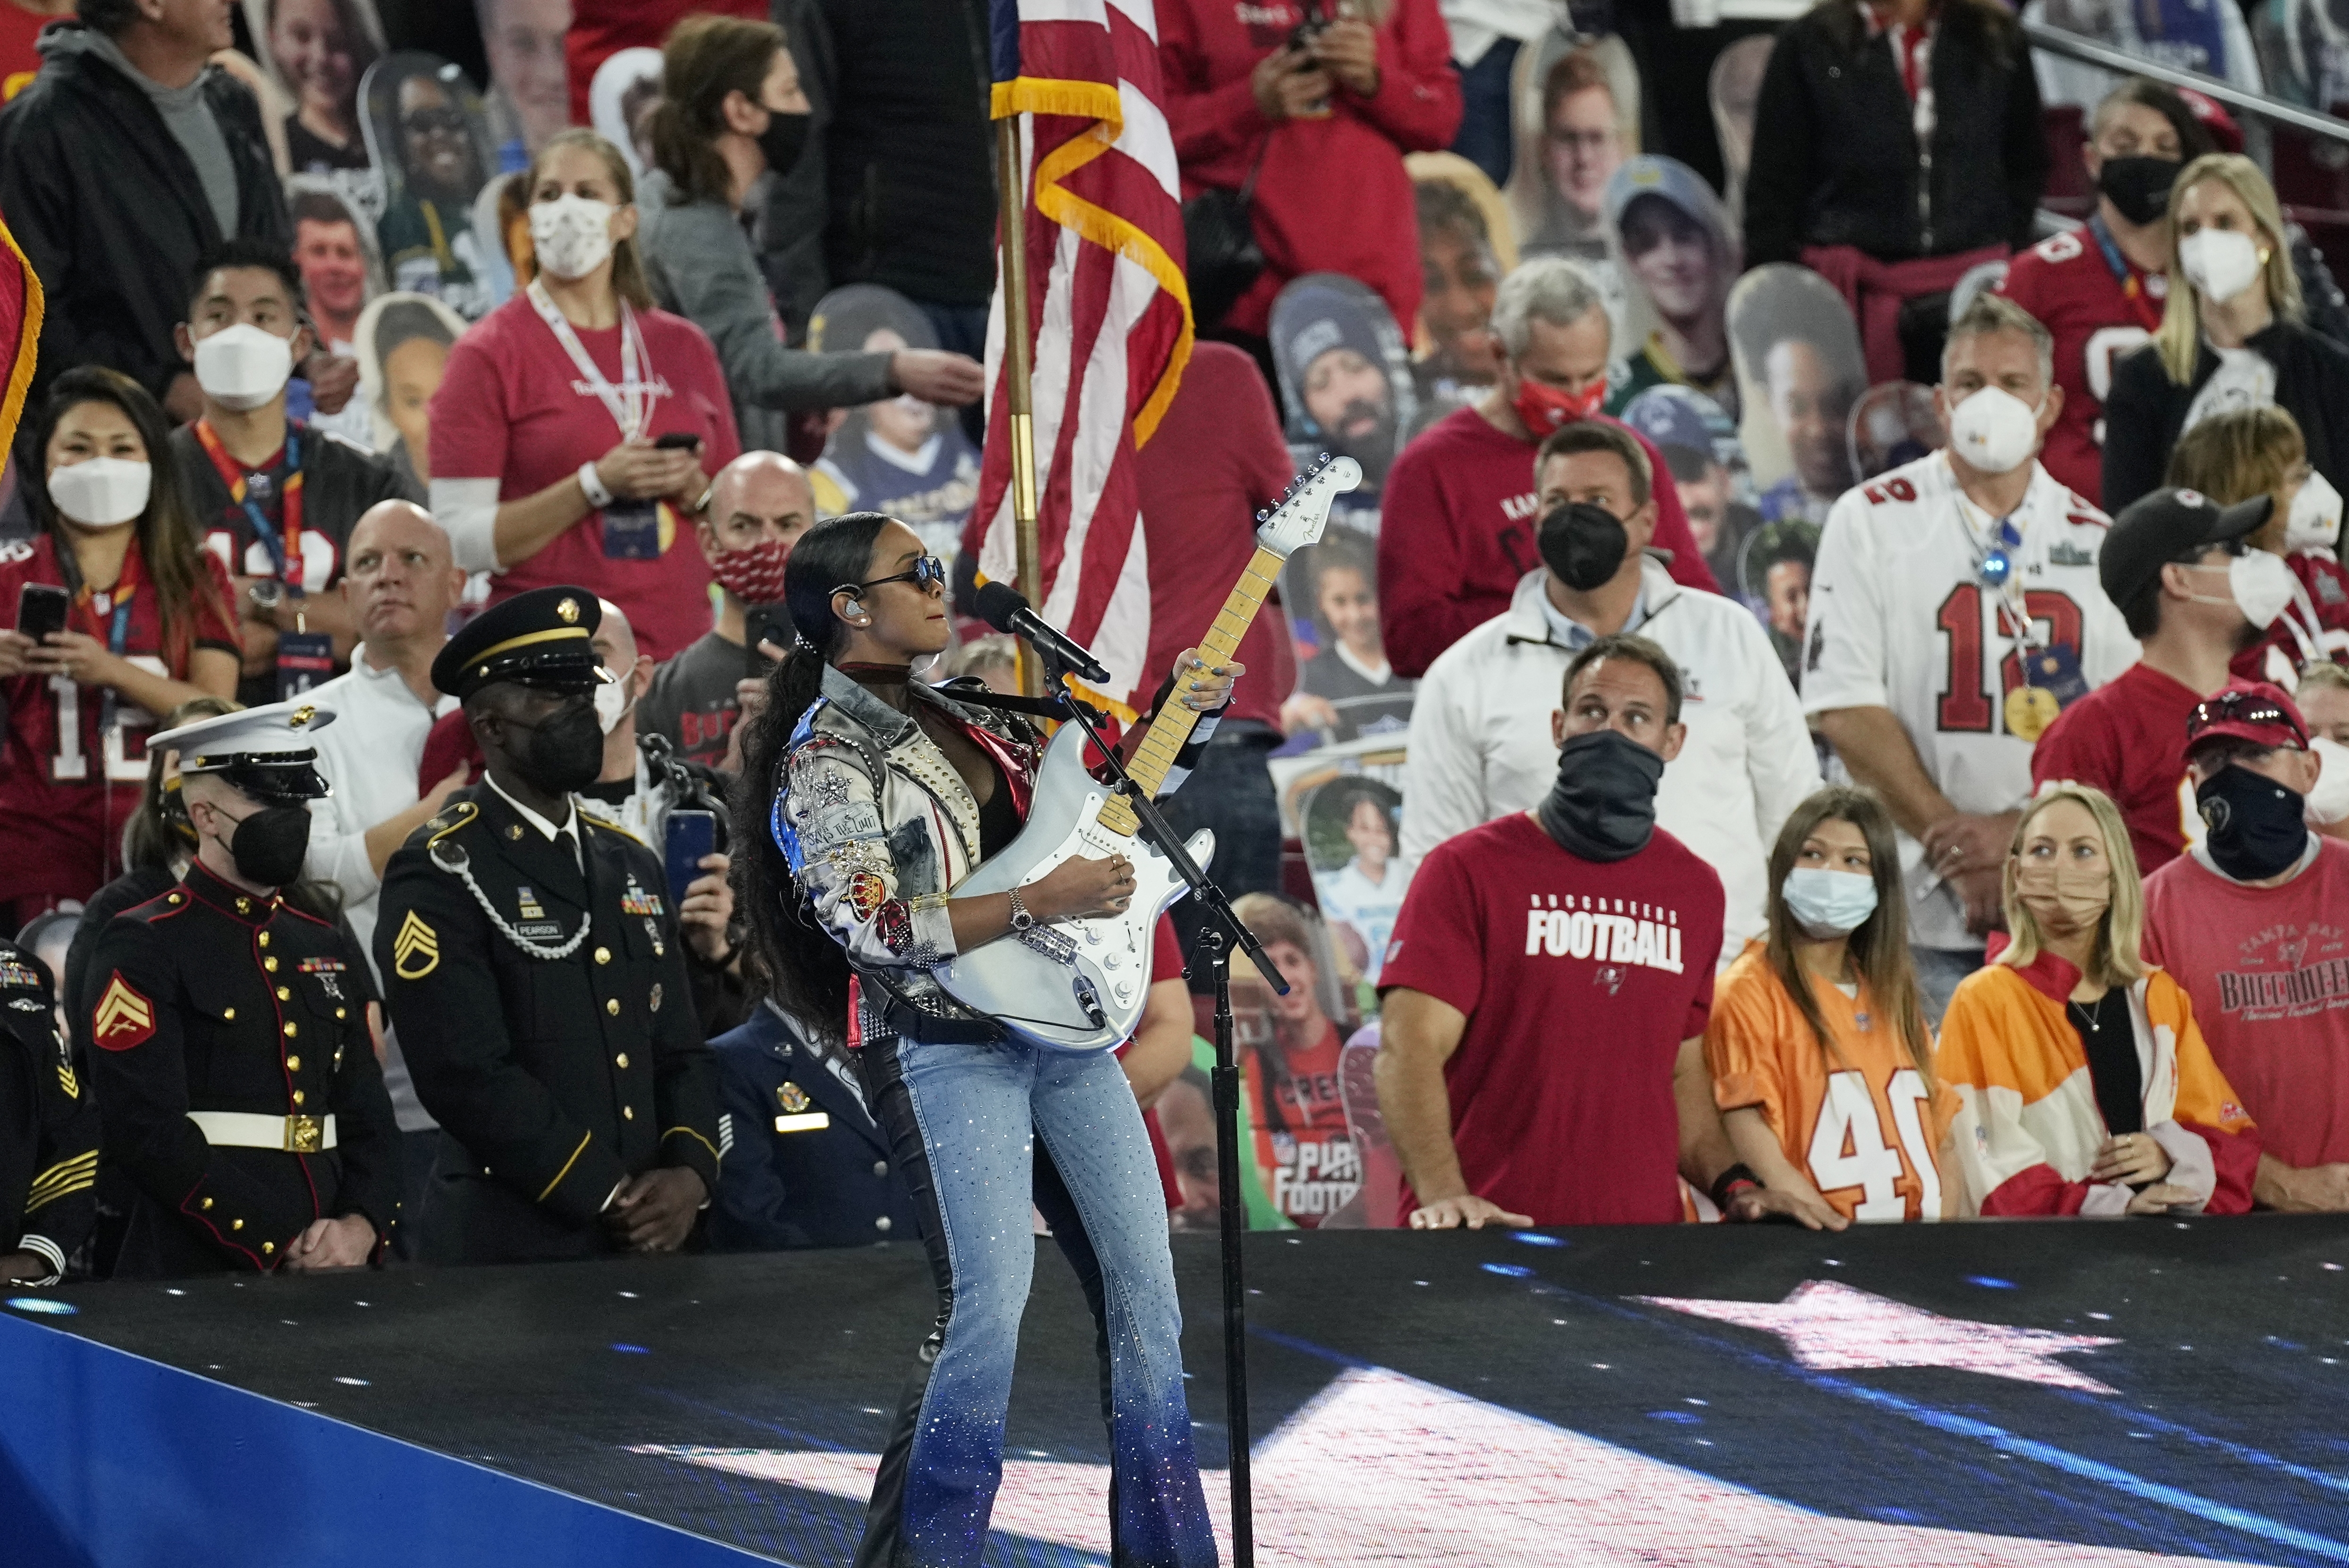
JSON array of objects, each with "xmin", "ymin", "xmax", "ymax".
[{"xmin": 972, "ymin": 582, "xmax": 1111, "ymax": 683}]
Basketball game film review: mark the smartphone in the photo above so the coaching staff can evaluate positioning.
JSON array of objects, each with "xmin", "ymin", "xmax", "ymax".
[
  {"xmin": 744, "ymin": 603, "xmax": 788, "ymax": 680},
  {"xmin": 653, "ymin": 431, "xmax": 703, "ymax": 451},
  {"xmin": 665, "ymin": 809, "xmax": 717, "ymax": 910},
  {"xmin": 16, "ymin": 583, "xmax": 68, "ymax": 641}
]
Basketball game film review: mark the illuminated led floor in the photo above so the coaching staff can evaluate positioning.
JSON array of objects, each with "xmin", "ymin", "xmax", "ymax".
[{"xmin": 13, "ymin": 1219, "xmax": 2349, "ymax": 1567}]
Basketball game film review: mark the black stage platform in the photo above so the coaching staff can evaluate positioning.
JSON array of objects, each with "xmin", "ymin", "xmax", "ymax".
[{"xmin": 16, "ymin": 1217, "xmax": 2349, "ymax": 1566}]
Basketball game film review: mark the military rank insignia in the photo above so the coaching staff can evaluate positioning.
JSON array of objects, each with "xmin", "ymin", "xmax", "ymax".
[
  {"xmin": 621, "ymin": 879, "xmax": 664, "ymax": 917},
  {"xmin": 392, "ymin": 911, "xmax": 441, "ymax": 979},
  {"xmin": 93, "ymin": 973, "xmax": 155, "ymax": 1052},
  {"xmin": 778, "ymin": 1081, "xmax": 812, "ymax": 1113},
  {"xmin": 774, "ymin": 1080, "xmax": 828, "ymax": 1133},
  {"xmin": 517, "ymin": 886, "xmax": 546, "ymax": 920}
]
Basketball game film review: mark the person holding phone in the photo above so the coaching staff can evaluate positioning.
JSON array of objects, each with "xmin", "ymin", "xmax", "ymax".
[
  {"xmin": 0, "ymin": 368, "xmax": 241, "ymax": 927},
  {"xmin": 428, "ymin": 128, "xmax": 742, "ymax": 666}
]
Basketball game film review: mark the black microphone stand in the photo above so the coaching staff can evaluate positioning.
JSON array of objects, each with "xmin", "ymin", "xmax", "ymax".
[{"xmin": 1035, "ymin": 648, "xmax": 1280, "ymax": 1567}]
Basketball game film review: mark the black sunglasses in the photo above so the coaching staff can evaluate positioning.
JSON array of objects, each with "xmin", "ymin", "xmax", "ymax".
[
  {"xmin": 2190, "ymin": 690, "xmax": 2290, "ymax": 728},
  {"xmin": 837, "ymin": 555, "xmax": 947, "ymax": 598}
]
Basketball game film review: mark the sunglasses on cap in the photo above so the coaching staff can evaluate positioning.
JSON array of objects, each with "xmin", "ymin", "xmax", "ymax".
[
  {"xmin": 2189, "ymin": 689, "xmax": 2292, "ymax": 729},
  {"xmin": 837, "ymin": 555, "xmax": 948, "ymax": 598}
]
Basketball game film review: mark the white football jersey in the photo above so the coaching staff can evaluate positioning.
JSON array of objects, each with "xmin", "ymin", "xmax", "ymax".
[{"xmin": 1801, "ymin": 452, "xmax": 2140, "ymax": 950}]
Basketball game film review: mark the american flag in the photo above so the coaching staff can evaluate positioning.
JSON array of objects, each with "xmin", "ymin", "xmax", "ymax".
[{"xmin": 971, "ymin": 0, "xmax": 1192, "ymax": 716}]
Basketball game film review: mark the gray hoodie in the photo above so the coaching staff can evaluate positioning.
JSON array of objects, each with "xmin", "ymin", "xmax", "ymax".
[{"xmin": 49, "ymin": 23, "xmax": 237, "ymax": 236}]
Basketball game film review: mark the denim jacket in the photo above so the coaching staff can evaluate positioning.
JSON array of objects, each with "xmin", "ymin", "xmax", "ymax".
[{"xmin": 772, "ymin": 666, "xmax": 1038, "ymax": 1036}]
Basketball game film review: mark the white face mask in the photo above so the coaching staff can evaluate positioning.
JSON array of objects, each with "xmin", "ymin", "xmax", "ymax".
[
  {"xmin": 1947, "ymin": 384, "xmax": 2043, "ymax": 475},
  {"xmin": 2228, "ymin": 547, "xmax": 2298, "ymax": 629},
  {"xmin": 2179, "ymin": 228, "xmax": 2265, "ymax": 305},
  {"xmin": 46, "ymin": 457, "xmax": 151, "ymax": 528},
  {"xmin": 2287, "ymin": 472, "xmax": 2343, "ymax": 554},
  {"xmin": 2308, "ymin": 736, "xmax": 2349, "ymax": 825},
  {"xmin": 192, "ymin": 321, "xmax": 295, "ymax": 411},
  {"xmin": 530, "ymin": 195, "xmax": 616, "ymax": 282},
  {"xmin": 593, "ymin": 675, "xmax": 630, "ymax": 735}
]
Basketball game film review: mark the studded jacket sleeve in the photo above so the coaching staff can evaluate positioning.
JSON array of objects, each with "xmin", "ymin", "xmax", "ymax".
[{"xmin": 777, "ymin": 733, "xmax": 960, "ymax": 974}]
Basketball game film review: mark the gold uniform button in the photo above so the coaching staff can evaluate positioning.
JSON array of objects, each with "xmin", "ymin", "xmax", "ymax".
[
  {"xmin": 615, "ymin": 1053, "xmax": 630, "ymax": 1069},
  {"xmin": 605, "ymin": 998, "xmax": 620, "ymax": 1016},
  {"xmin": 335, "ymin": 1007, "xmax": 346, "ymax": 1020},
  {"xmin": 286, "ymin": 1055, "xmax": 301, "ymax": 1072},
  {"xmin": 231, "ymin": 1218, "xmax": 244, "ymax": 1231},
  {"xmin": 284, "ymin": 1021, "xmax": 298, "ymax": 1037},
  {"xmin": 291, "ymin": 1090, "xmax": 305, "ymax": 1106},
  {"xmin": 875, "ymin": 1216, "xmax": 892, "ymax": 1232},
  {"xmin": 257, "ymin": 933, "xmax": 269, "ymax": 949},
  {"xmin": 200, "ymin": 1197, "xmax": 214, "ymax": 1210},
  {"xmin": 261, "ymin": 1241, "xmax": 275, "ymax": 1256},
  {"xmin": 167, "ymin": 893, "xmax": 183, "ymax": 905},
  {"xmin": 264, "ymin": 956, "xmax": 279, "ymax": 973},
  {"xmin": 594, "ymin": 947, "xmax": 611, "ymax": 965},
  {"xmin": 277, "ymin": 986, "xmax": 291, "ymax": 1001},
  {"xmin": 622, "ymin": 1105, "xmax": 634, "ymax": 1121},
  {"xmin": 222, "ymin": 1007, "xmax": 236, "ymax": 1021}
]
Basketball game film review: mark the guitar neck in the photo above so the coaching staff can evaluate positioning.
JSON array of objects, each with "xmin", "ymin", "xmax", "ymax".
[{"xmin": 1096, "ymin": 544, "xmax": 1285, "ymax": 838}]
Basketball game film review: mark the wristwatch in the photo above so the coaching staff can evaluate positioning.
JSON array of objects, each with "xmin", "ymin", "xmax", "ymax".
[
  {"xmin": 247, "ymin": 579, "xmax": 284, "ymax": 614},
  {"xmin": 1007, "ymin": 888, "xmax": 1036, "ymax": 931}
]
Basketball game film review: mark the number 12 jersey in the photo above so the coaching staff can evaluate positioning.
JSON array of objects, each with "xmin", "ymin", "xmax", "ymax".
[{"xmin": 1801, "ymin": 452, "xmax": 2139, "ymax": 950}]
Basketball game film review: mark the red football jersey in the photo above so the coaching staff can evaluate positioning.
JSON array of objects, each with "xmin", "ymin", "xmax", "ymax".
[
  {"xmin": 2029, "ymin": 661, "xmax": 2203, "ymax": 876},
  {"xmin": 1997, "ymin": 227, "xmax": 2165, "ymax": 509},
  {"xmin": 2232, "ymin": 550, "xmax": 2349, "ymax": 685},
  {"xmin": 0, "ymin": 534, "xmax": 239, "ymax": 907}
]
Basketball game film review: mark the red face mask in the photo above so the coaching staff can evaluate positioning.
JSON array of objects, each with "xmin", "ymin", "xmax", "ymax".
[
  {"xmin": 1512, "ymin": 373, "xmax": 1608, "ymax": 437},
  {"xmin": 710, "ymin": 534, "xmax": 794, "ymax": 603}
]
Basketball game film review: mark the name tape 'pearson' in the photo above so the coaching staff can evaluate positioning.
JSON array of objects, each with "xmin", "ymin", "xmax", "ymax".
[{"xmin": 1523, "ymin": 894, "xmax": 1686, "ymax": 974}]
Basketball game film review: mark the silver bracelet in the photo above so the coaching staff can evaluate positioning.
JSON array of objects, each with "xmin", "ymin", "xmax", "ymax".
[{"xmin": 577, "ymin": 460, "xmax": 614, "ymax": 509}]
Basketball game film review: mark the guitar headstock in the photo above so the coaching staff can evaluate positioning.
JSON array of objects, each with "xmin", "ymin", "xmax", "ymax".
[{"xmin": 1253, "ymin": 453, "xmax": 1364, "ymax": 560}]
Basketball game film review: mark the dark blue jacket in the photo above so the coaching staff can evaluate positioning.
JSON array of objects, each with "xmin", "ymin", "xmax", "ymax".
[{"xmin": 709, "ymin": 1003, "xmax": 919, "ymax": 1251}]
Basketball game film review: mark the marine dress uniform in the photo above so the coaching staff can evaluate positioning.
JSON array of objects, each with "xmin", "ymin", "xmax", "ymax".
[
  {"xmin": 0, "ymin": 940, "xmax": 99, "ymax": 1284},
  {"xmin": 708, "ymin": 999, "xmax": 919, "ymax": 1252},
  {"xmin": 374, "ymin": 588, "xmax": 721, "ymax": 1264},
  {"xmin": 86, "ymin": 703, "xmax": 401, "ymax": 1277}
]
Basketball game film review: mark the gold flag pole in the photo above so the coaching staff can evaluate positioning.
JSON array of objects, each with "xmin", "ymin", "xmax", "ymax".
[{"xmin": 993, "ymin": 116, "xmax": 1045, "ymax": 698}]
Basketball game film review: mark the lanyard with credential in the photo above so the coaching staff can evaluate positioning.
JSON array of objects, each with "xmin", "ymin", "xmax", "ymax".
[
  {"xmin": 528, "ymin": 278, "xmax": 649, "ymax": 440},
  {"xmin": 67, "ymin": 540, "xmax": 144, "ymax": 742},
  {"xmin": 192, "ymin": 418, "xmax": 305, "ymax": 595},
  {"xmin": 2086, "ymin": 213, "xmax": 2163, "ymax": 334}
]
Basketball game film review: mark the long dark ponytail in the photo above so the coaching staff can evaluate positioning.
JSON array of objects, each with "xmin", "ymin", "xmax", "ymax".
[{"xmin": 729, "ymin": 511, "xmax": 895, "ymax": 1042}]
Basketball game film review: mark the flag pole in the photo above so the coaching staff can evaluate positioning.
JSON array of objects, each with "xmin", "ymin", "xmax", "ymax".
[{"xmin": 993, "ymin": 115, "xmax": 1046, "ymax": 699}]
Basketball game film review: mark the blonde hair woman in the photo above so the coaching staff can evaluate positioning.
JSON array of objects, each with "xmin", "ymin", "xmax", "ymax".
[
  {"xmin": 2104, "ymin": 153, "xmax": 2349, "ymax": 512},
  {"xmin": 1937, "ymin": 783, "xmax": 2260, "ymax": 1216}
]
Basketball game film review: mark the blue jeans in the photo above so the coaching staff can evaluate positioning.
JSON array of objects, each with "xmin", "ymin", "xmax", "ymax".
[
  {"xmin": 853, "ymin": 1032, "xmax": 1216, "ymax": 1568},
  {"xmin": 1912, "ymin": 944, "xmax": 1985, "ymax": 1029},
  {"xmin": 1449, "ymin": 40, "xmax": 1522, "ymax": 190}
]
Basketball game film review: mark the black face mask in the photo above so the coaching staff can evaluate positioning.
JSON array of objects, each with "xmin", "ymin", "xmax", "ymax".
[
  {"xmin": 508, "ymin": 700, "xmax": 606, "ymax": 795},
  {"xmin": 757, "ymin": 109, "xmax": 811, "ymax": 179},
  {"xmin": 1537, "ymin": 728, "xmax": 1665, "ymax": 862},
  {"xmin": 1539, "ymin": 501, "xmax": 1630, "ymax": 592},
  {"xmin": 2197, "ymin": 764, "xmax": 2308, "ymax": 881},
  {"xmin": 224, "ymin": 803, "xmax": 312, "ymax": 889},
  {"xmin": 2098, "ymin": 155, "xmax": 2182, "ymax": 228}
]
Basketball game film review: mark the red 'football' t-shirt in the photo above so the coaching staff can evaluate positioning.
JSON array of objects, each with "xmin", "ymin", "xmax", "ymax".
[
  {"xmin": 2143, "ymin": 841, "xmax": 2349, "ymax": 1170},
  {"xmin": 1996, "ymin": 227, "xmax": 2164, "ymax": 508},
  {"xmin": 430, "ymin": 293, "xmax": 742, "ymax": 663},
  {"xmin": 2030, "ymin": 661, "xmax": 2201, "ymax": 874},
  {"xmin": 1378, "ymin": 810, "xmax": 1726, "ymax": 1225},
  {"xmin": 1242, "ymin": 1013, "xmax": 1358, "ymax": 1227},
  {"xmin": 0, "ymin": 534, "xmax": 239, "ymax": 906},
  {"xmin": 1376, "ymin": 407, "xmax": 1719, "ymax": 679}
]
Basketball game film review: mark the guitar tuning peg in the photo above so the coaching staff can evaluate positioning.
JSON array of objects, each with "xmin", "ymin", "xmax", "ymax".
[{"xmin": 1255, "ymin": 509, "xmax": 1268, "ymax": 521}]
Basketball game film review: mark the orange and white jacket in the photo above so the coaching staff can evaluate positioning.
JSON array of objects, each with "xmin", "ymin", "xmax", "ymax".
[{"xmin": 1937, "ymin": 948, "xmax": 2259, "ymax": 1217}]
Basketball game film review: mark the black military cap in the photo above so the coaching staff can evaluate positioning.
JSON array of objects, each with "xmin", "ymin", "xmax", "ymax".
[
  {"xmin": 2100, "ymin": 487, "xmax": 2273, "ymax": 611},
  {"xmin": 432, "ymin": 585, "xmax": 617, "ymax": 701}
]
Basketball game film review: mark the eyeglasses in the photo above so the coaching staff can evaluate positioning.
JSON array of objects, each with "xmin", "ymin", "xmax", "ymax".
[
  {"xmin": 1977, "ymin": 517, "xmax": 2023, "ymax": 588},
  {"xmin": 2189, "ymin": 690, "xmax": 2291, "ymax": 728},
  {"xmin": 837, "ymin": 555, "xmax": 947, "ymax": 598}
]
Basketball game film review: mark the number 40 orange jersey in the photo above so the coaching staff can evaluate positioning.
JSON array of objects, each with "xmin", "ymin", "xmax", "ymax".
[{"xmin": 1704, "ymin": 947, "xmax": 1961, "ymax": 1222}]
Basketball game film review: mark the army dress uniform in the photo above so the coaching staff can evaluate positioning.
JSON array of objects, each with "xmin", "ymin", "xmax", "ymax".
[
  {"xmin": 0, "ymin": 941, "xmax": 100, "ymax": 1284},
  {"xmin": 707, "ymin": 1001, "xmax": 919, "ymax": 1252},
  {"xmin": 374, "ymin": 587, "xmax": 720, "ymax": 1265}
]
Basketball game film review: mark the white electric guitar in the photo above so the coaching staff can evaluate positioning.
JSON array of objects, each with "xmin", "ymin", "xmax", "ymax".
[{"xmin": 936, "ymin": 454, "xmax": 1362, "ymax": 1053}]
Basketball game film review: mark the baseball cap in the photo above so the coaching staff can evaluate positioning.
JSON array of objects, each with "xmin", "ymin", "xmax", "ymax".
[
  {"xmin": 2098, "ymin": 487, "xmax": 2272, "ymax": 612},
  {"xmin": 2182, "ymin": 678, "xmax": 2310, "ymax": 766},
  {"xmin": 1603, "ymin": 155, "xmax": 1730, "ymax": 244}
]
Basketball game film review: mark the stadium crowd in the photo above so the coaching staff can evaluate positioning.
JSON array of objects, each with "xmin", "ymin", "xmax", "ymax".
[{"xmin": 4, "ymin": 0, "xmax": 2349, "ymax": 1289}]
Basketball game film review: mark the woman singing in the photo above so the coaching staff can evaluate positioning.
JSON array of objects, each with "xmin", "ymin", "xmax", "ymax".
[{"xmin": 733, "ymin": 512, "xmax": 1232, "ymax": 1568}]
